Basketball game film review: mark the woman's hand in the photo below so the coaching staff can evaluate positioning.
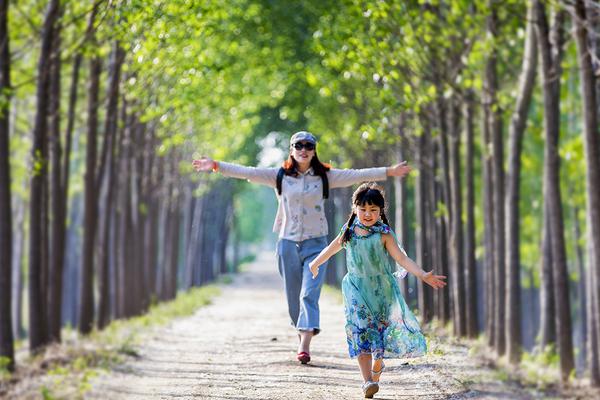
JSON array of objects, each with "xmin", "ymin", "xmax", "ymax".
[
  {"xmin": 309, "ymin": 261, "xmax": 319, "ymax": 279},
  {"xmin": 386, "ymin": 161, "xmax": 412, "ymax": 178},
  {"xmin": 192, "ymin": 157, "xmax": 215, "ymax": 172},
  {"xmin": 421, "ymin": 271, "xmax": 447, "ymax": 289}
]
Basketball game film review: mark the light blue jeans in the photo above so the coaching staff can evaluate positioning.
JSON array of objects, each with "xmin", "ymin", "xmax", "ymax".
[{"xmin": 276, "ymin": 236, "xmax": 328, "ymax": 335}]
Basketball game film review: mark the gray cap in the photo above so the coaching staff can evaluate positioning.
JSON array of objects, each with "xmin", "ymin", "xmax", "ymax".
[{"xmin": 290, "ymin": 131, "xmax": 317, "ymax": 145}]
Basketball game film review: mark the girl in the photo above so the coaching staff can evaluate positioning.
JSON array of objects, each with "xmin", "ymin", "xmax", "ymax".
[
  {"xmin": 309, "ymin": 183, "xmax": 446, "ymax": 398},
  {"xmin": 192, "ymin": 132, "xmax": 412, "ymax": 364}
]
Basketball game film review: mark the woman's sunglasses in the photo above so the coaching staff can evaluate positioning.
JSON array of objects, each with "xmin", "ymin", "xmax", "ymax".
[{"xmin": 292, "ymin": 142, "xmax": 315, "ymax": 151}]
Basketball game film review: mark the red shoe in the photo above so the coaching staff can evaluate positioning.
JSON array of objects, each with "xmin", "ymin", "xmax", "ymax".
[{"xmin": 297, "ymin": 351, "xmax": 311, "ymax": 364}]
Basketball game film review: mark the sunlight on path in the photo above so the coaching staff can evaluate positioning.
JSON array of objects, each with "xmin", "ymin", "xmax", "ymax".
[{"xmin": 88, "ymin": 251, "xmax": 538, "ymax": 399}]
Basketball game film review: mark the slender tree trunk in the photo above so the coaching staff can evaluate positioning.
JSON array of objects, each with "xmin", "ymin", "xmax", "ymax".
[
  {"xmin": 573, "ymin": 0, "xmax": 600, "ymax": 386},
  {"xmin": 539, "ymin": 202, "xmax": 555, "ymax": 347},
  {"xmin": 534, "ymin": 1, "xmax": 574, "ymax": 381},
  {"xmin": 395, "ymin": 115, "xmax": 410, "ymax": 298},
  {"xmin": 416, "ymin": 114, "xmax": 433, "ymax": 322},
  {"xmin": 11, "ymin": 200, "xmax": 24, "ymax": 340},
  {"xmin": 0, "ymin": 0, "xmax": 13, "ymax": 370},
  {"xmin": 448, "ymin": 98, "xmax": 465, "ymax": 336},
  {"xmin": 29, "ymin": 0, "xmax": 61, "ymax": 353},
  {"xmin": 47, "ymin": 20, "xmax": 63, "ymax": 343},
  {"xmin": 79, "ymin": 56, "xmax": 102, "ymax": 334},
  {"xmin": 484, "ymin": 0, "xmax": 506, "ymax": 356},
  {"xmin": 463, "ymin": 91, "xmax": 478, "ymax": 338},
  {"xmin": 97, "ymin": 43, "xmax": 124, "ymax": 329},
  {"xmin": 481, "ymin": 46, "xmax": 496, "ymax": 349},
  {"xmin": 505, "ymin": 2, "xmax": 537, "ymax": 363}
]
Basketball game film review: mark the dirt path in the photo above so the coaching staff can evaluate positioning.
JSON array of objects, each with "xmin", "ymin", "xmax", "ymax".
[{"xmin": 87, "ymin": 251, "xmax": 547, "ymax": 399}]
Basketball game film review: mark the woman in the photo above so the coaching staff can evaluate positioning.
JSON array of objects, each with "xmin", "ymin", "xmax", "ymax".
[{"xmin": 192, "ymin": 131, "xmax": 411, "ymax": 364}]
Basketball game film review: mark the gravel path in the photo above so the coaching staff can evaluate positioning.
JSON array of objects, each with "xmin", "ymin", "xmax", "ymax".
[{"xmin": 87, "ymin": 251, "xmax": 545, "ymax": 400}]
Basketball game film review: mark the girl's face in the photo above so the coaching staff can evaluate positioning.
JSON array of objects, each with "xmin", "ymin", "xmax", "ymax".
[
  {"xmin": 290, "ymin": 141, "xmax": 315, "ymax": 165},
  {"xmin": 355, "ymin": 203, "xmax": 381, "ymax": 227}
]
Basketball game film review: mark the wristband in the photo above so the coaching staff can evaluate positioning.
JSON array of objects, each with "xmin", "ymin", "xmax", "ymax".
[{"xmin": 212, "ymin": 161, "xmax": 219, "ymax": 172}]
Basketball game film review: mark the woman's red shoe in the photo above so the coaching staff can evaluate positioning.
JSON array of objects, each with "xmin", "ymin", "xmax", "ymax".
[{"xmin": 297, "ymin": 351, "xmax": 311, "ymax": 364}]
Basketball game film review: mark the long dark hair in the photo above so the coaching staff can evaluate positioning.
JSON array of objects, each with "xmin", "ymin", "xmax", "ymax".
[
  {"xmin": 340, "ymin": 183, "xmax": 390, "ymax": 245},
  {"xmin": 282, "ymin": 152, "xmax": 331, "ymax": 177}
]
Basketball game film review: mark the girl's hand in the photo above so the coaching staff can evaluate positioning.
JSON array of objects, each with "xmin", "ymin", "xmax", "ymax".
[
  {"xmin": 192, "ymin": 157, "xmax": 215, "ymax": 172},
  {"xmin": 386, "ymin": 161, "xmax": 412, "ymax": 178},
  {"xmin": 421, "ymin": 271, "xmax": 447, "ymax": 289},
  {"xmin": 309, "ymin": 262, "xmax": 319, "ymax": 279}
]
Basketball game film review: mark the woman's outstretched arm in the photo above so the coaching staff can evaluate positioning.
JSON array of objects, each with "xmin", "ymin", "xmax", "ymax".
[
  {"xmin": 309, "ymin": 234, "xmax": 343, "ymax": 278},
  {"xmin": 192, "ymin": 156, "xmax": 278, "ymax": 187},
  {"xmin": 328, "ymin": 161, "xmax": 412, "ymax": 189}
]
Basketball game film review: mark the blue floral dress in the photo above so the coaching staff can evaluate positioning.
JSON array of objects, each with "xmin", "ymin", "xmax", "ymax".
[{"xmin": 341, "ymin": 221, "xmax": 427, "ymax": 360}]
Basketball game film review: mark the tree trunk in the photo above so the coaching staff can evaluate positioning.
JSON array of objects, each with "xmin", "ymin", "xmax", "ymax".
[
  {"xmin": 0, "ymin": 0, "xmax": 13, "ymax": 370},
  {"xmin": 11, "ymin": 200, "xmax": 24, "ymax": 340},
  {"xmin": 505, "ymin": 2, "xmax": 537, "ymax": 363},
  {"xmin": 463, "ymin": 91, "xmax": 478, "ymax": 338},
  {"xmin": 28, "ymin": 0, "xmax": 61, "ymax": 353},
  {"xmin": 394, "ymin": 115, "xmax": 410, "ymax": 298},
  {"xmin": 573, "ymin": 0, "xmax": 600, "ymax": 386},
  {"xmin": 534, "ymin": 1, "xmax": 574, "ymax": 381},
  {"xmin": 481, "ymin": 45, "xmax": 496, "ymax": 349},
  {"xmin": 484, "ymin": 0, "xmax": 506, "ymax": 356},
  {"xmin": 447, "ymin": 98, "xmax": 465, "ymax": 336},
  {"xmin": 78, "ymin": 56, "xmax": 101, "ymax": 334},
  {"xmin": 97, "ymin": 43, "xmax": 124, "ymax": 329},
  {"xmin": 47, "ymin": 19, "xmax": 63, "ymax": 343}
]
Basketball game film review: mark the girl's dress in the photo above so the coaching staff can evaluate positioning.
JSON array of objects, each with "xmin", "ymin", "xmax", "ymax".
[{"xmin": 341, "ymin": 221, "xmax": 427, "ymax": 360}]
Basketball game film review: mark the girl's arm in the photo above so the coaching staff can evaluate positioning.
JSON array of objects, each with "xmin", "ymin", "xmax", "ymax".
[
  {"xmin": 309, "ymin": 234, "xmax": 344, "ymax": 279},
  {"xmin": 328, "ymin": 161, "xmax": 412, "ymax": 189},
  {"xmin": 382, "ymin": 233, "xmax": 446, "ymax": 289},
  {"xmin": 192, "ymin": 157, "xmax": 278, "ymax": 187}
]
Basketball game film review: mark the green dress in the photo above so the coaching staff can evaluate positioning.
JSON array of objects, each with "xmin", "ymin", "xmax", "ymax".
[{"xmin": 341, "ymin": 221, "xmax": 427, "ymax": 360}]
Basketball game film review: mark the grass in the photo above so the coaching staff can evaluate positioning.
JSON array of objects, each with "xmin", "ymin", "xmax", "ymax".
[{"xmin": 1, "ymin": 284, "xmax": 222, "ymax": 399}]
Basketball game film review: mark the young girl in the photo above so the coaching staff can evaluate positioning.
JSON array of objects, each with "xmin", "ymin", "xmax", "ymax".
[{"xmin": 309, "ymin": 183, "xmax": 446, "ymax": 398}]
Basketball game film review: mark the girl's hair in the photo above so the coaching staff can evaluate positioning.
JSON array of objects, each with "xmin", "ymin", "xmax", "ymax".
[
  {"xmin": 341, "ymin": 183, "xmax": 390, "ymax": 245},
  {"xmin": 282, "ymin": 151, "xmax": 331, "ymax": 177}
]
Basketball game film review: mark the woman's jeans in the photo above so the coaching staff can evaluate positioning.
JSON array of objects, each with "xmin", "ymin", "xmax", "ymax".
[{"xmin": 276, "ymin": 236, "xmax": 328, "ymax": 335}]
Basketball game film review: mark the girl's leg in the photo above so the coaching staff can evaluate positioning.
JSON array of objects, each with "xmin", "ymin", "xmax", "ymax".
[
  {"xmin": 357, "ymin": 353, "xmax": 373, "ymax": 382},
  {"xmin": 371, "ymin": 358, "xmax": 384, "ymax": 383}
]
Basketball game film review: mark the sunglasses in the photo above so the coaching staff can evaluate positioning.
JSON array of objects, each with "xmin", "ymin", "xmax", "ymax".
[{"xmin": 292, "ymin": 142, "xmax": 315, "ymax": 151}]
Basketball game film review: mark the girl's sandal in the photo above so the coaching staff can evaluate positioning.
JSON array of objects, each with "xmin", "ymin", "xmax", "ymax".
[
  {"xmin": 361, "ymin": 381, "xmax": 379, "ymax": 398},
  {"xmin": 371, "ymin": 361, "xmax": 385, "ymax": 383}
]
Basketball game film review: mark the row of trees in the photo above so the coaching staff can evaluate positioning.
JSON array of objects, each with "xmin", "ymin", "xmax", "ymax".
[{"xmin": 1, "ymin": 0, "xmax": 599, "ymax": 390}]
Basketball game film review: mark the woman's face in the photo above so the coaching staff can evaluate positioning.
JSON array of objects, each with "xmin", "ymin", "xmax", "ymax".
[
  {"xmin": 290, "ymin": 141, "xmax": 315, "ymax": 165},
  {"xmin": 355, "ymin": 203, "xmax": 381, "ymax": 227}
]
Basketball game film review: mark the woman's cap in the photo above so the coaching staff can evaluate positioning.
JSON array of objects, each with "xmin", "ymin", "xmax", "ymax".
[{"xmin": 290, "ymin": 131, "xmax": 317, "ymax": 145}]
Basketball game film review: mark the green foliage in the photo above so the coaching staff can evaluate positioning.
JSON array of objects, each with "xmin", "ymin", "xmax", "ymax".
[
  {"xmin": 520, "ymin": 345, "xmax": 562, "ymax": 388},
  {"xmin": 0, "ymin": 356, "xmax": 11, "ymax": 380}
]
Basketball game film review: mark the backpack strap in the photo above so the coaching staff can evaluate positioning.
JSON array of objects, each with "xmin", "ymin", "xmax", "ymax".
[
  {"xmin": 276, "ymin": 167, "xmax": 285, "ymax": 195},
  {"xmin": 277, "ymin": 167, "xmax": 329, "ymax": 199}
]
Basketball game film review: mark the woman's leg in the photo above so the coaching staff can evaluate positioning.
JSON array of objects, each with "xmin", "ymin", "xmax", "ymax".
[
  {"xmin": 276, "ymin": 239, "xmax": 303, "ymax": 328},
  {"xmin": 298, "ymin": 330, "xmax": 313, "ymax": 354},
  {"xmin": 296, "ymin": 237, "xmax": 328, "ymax": 336}
]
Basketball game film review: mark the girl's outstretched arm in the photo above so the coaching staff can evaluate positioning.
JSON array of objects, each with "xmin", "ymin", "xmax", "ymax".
[
  {"xmin": 382, "ymin": 233, "xmax": 447, "ymax": 289},
  {"xmin": 309, "ymin": 234, "xmax": 343, "ymax": 279}
]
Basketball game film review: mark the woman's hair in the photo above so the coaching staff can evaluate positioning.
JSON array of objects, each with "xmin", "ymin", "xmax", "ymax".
[
  {"xmin": 340, "ymin": 182, "xmax": 390, "ymax": 245},
  {"xmin": 282, "ymin": 151, "xmax": 331, "ymax": 177}
]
